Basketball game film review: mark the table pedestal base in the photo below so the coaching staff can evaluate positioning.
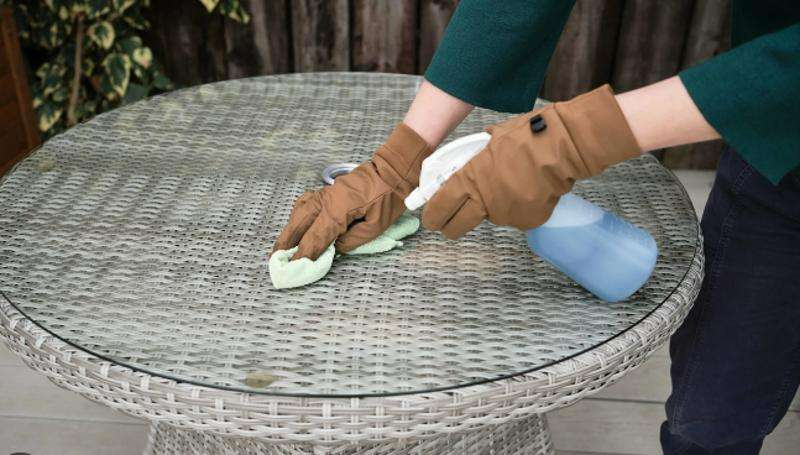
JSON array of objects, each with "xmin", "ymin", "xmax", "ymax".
[{"xmin": 144, "ymin": 414, "xmax": 554, "ymax": 455}]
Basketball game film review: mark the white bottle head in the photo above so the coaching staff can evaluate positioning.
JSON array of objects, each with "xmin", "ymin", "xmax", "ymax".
[{"xmin": 405, "ymin": 132, "xmax": 491, "ymax": 210}]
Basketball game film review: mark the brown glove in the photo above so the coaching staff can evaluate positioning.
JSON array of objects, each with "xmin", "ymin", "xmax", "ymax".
[
  {"xmin": 272, "ymin": 123, "xmax": 433, "ymax": 260},
  {"xmin": 422, "ymin": 84, "xmax": 641, "ymax": 239}
]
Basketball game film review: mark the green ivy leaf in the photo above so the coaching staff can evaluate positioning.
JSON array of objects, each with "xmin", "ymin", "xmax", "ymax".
[
  {"xmin": 52, "ymin": 86, "xmax": 69, "ymax": 103},
  {"xmin": 219, "ymin": 0, "xmax": 249, "ymax": 23},
  {"xmin": 42, "ymin": 74, "xmax": 63, "ymax": 97},
  {"xmin": 122, "ymin": 82, "xmax": 148, "ymax": 104},
  {"xmin": 152, "ymin": 72, "xmax": 172, "ymax": 90},
  {"xmin": 36, "ymin": 61, "xmax": 67, "ymax": 80},
  {"xmin": 86, "ymin": 0, "xmax": 112, "ymax": 19},
  {"xmin": 122, "ymin": 13, "xmax": 149, "ymax": 30},
  {"xmin": 47, "ymin": 22, "xmax": 60, "ymax": 48},
  {"xmin": 117, "ymin": 35, "xmax": 143, "ymax": 54},
  {"xmin": 88, "ymin": 21, "xmax": 115, "ymax": 49},
  {"xmin": 75, "ymin": 98, "xmax": 98, "ymax": 119},
  {"xmin": 37, "ymin": 102, "xmax": 64, "ymax": 132},
  {"xmin": 132, "ymin": 47, "xmax": 152, "ymax": 68},
  {"xmin": 113, "ymin": 0, "xmax": 136, "ymax": 13},
  {"xmin": 82, "ymin": 58, "xmax": 95, "ymax": 77},
  {"xmin": 198, "ymin": 0, "xmax": 219, "ymax": 13},
  {"xmin": 102, "ymin": 52, "xmax": 131, "ymax": 99}
]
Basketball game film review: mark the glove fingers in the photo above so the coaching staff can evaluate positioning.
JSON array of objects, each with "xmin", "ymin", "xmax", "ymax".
[
  {"xmin": 334, "ymin": 216, "xmax": 383, "ymax": 254},
  {"xmin": 421, "ymin": 172, "xmax": 471, "ymax": 232},
  {"xmin": 335, "ymin": 197, "xmax": 403, "ymax": 253},
  {"xmin": 292, "ymin": 210, "xmax": 342, "ymax": 261},
  {"xmin": 439, "ymin": 198, "xmax": 486, "ymax": 239},
  {"xmin": 271, "ymin": 191, "xmax": 321, "ymax": 254}
]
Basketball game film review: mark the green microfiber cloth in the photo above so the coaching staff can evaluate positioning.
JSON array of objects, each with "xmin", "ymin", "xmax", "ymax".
[{"xmin": 269, "ymin": 214, "xmax": 420, "ymax": 289}]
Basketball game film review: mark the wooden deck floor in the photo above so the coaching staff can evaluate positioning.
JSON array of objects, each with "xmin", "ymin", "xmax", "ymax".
[{"xmin": 2, "ymin": 171, "xmax": 798, "ymax": 454}]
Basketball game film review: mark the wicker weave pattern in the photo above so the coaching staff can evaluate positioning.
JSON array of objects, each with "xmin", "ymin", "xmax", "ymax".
[
  {"xmin": 0, "ymin": 73, "xmax": 699, "ymax": 397},
  {"xmin": 144, "ymin": 415, "xmax": 552, "ymax": 454},
  {"xmin": 0, "ymin": 243, "xmax": 702, "ymax": 445},
  {"xmin": 0, "ymin": 73, "xmax": 703, "ymax": 450}
]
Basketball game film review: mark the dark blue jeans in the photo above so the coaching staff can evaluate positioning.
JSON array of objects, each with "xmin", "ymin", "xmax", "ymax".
[{"xmin": 661, "ymin": 149, "xmax": 800, "ymax": 453}]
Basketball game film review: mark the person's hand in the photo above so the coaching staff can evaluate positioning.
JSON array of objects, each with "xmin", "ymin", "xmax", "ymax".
[
  {"xmin": 272, "ymin": 124, "xmax": 433, "ymax": 260},
  {"xmin": 421, "ymin": 84, "xmax": 642, "ymax": 239}
]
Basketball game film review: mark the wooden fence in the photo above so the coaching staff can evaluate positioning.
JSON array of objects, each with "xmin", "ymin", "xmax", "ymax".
[{"xmin": 143, "ymin": 0, "xmax": 732, "ymax": 169}]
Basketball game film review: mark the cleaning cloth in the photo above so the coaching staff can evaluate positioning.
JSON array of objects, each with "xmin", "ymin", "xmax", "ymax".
[{"xmin": 269, "ymin": 213, "xmax": 420, "ymax": 289}]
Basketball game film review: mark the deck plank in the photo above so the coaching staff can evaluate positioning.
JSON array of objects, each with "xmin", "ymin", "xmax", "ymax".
[
  {"xmin": 0, "ymin": 416, "xmax": 147, "ymax": 455},
  {"xmin": 0, "ymin": 365, "xmax": 141, "ymax": 423},
  {"xmin": 550, "ymin": 399, "xmax": 800, "ymax": 454}
]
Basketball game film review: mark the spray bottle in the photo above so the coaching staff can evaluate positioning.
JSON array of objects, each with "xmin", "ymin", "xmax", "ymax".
[{"xmin": 405, "ymin": 133, "xmax": 658, "ymax": 302}]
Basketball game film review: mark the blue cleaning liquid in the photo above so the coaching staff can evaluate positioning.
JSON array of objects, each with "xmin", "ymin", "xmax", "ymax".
[{"xmin": 526, "ymin": 193, "xmax": 658, "ymax": 302}]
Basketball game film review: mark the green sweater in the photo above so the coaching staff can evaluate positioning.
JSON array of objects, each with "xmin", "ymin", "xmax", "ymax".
[{"xmin": 425, "ymin": 0, "xmax": 800, "ymax": 184}]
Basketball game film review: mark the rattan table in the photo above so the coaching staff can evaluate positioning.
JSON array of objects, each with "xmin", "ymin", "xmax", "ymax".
[{"xmin": 0, "ymin": 73, "xmax": 703, "ymax": 454}]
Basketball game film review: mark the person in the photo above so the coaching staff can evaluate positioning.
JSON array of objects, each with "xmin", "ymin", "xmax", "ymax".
[{"xmin": 272, "ymin": 1, "xmax": 800, "ymax": 453}]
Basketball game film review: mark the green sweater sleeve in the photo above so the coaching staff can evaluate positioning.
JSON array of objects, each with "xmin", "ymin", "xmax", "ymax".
[
  {"xmin": 680, "ymin": 22, "xmax": 800, "ymax": 184},
  {"xmin": 424, "ymin": 0, "xmax": 575, "ymax": 113}
]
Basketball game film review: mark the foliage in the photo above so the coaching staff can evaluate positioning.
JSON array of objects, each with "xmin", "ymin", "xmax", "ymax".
[{"xmin": 2, "ymin": 0, "xmax": 249, "ymax": 138}]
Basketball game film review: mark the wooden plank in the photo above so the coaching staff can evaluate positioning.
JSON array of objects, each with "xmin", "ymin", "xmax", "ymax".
[
  {"xmin": 593, "ymin": 355, "xmax": 671, "ymax": 403},
  {"xmin": 662, "ymin": 0, "xmax": 731, "ymax": 170},
  {"xmin": 142, "ymin": 0, "xmax": 227, "ymax": 87},
  {"xmin": 595, "ymin": 343, "xmax": 799, "ymax": 411},
  {"xmin": 290, "ymin": 0, "xmax": 349, "ymax": 72},
  {"xmin": 224, "ymin": 0, "xmax": 291, "ymax": 78},
  {"xmin": 0, "ymin": 365, "xmax": 142, "ymax": 423},
  {"xmin": 557, "ymin": 451, "xmax": 624, "ymax": 455},
  {"xmin": 611, "ymin": 0, "xmax": 695, "ymax": 162},
  {"xmin": 207, "ymin": 12, "xmax": 228, "ymax": 82},
  {"xmin": 680, "ymin": 0, "xmax": 732, "ymax": 69},
  {"xmin": 0, "ymin": 29, "xmax": 9, "ymax": 78},
  {"xmin": 0, "ymin": 72, "xmax": 15, "ymax": 105},
  {"xmin": 352, "ymin": 0, "xmax": 417, "ymax": 74},
  {"xmin": 549, "ymin": 399, "xmax": 666, "ymax": 454},
  {"xmin": 674, "ymin": 169, "xmax": 716, "ymax": 216},
  {"xmin": 1, "ymin": 6, "xmax": 39, "ymax": 151},
  {"xmin": 417, "ymin": 0, "xmax": 459, "ymax": 73},
  {"xmin": 0, "ymin": 415, "xmax": 147, "ymax": 455},
  {"xmin": 0, "ymin": 344, "xmax": 23, "ymax": 366},
  {"xmin": 0, "ymin": 94, "xmax": 18, "ymax": 125},
  {"xmin": 662, "ymin": 141, "xmax": 725, "ymax": 170},
  {"xmin": 0, "ymin": 113, "xmax": 25, "ymax": 162},
  {"xmin": 541, "ymin": 0, "xmax": 625, "ymax": 101},
  {"xmin": 611, "ymin": 0, "xmax": 696, "ymax": 91},
  {"xmin": 550, "ymin": 399, "xmax": 800, "ymax": 454}
]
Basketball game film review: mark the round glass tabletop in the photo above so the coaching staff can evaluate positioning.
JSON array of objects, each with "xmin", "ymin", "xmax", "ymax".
[{"xmin": 0, "ymin": 73, "xmax": 699, "ymax": 397}]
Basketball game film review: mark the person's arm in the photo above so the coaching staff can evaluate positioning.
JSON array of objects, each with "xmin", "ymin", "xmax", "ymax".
[
  {"xmin": 677, "ymin": 22, "xmax": 800, "ymax": 184},
  {"xmin": 403, "ymin": 80, "xmax": 474, "ymax": 148},
  {"xmin": 403, "ymin": 0, "xmax": 576, "ymax": 147},
  {"xmin": 425, "ymin": 0, "xmax": 576, "ymax": 113},
  {"xmin": 616, "ymin": 76, "xmax": 721, "ymax": 153}
]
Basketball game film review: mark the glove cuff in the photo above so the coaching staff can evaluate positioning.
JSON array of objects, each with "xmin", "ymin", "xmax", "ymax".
[
  {"xmin": 554, "ymin": 84, "xmax": 642, "ymax": 176},
  {"xmin": 373, "ymin": 122, "xmax": 434, "ymax": 194}
]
